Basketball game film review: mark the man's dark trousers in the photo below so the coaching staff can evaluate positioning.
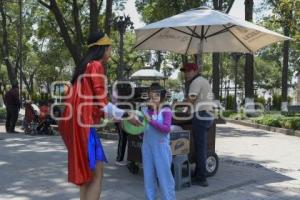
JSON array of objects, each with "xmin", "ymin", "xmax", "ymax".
[
  {"xmin": 192, "ymin": 111, "xmax": 213, "ymax": 179},
  {"xmin": 5, "ymin": 105, "xmax": 19, "ymax": 133},
  {"xmin": 116, "ymin": 122, "xmax": 127, "ymax": 161}
]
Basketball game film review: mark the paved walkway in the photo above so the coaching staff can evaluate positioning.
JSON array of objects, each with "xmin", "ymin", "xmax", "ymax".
[{"xmin": 0, "ymin": 123, "xmax": 299, "ymax": 200}]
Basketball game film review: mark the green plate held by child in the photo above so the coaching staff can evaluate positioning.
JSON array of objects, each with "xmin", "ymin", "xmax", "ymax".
[{"xmin": 122, "ymin": 110, "xmax": 147, "ymax": 135}]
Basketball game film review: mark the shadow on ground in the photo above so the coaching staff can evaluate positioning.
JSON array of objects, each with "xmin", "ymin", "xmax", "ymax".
[
  {"xmin": 0, "ymin": 132, "xmax": 297, "ymax": 200},
  {"xmin": 216, "ymin": 125, "xmax": 272, "ymax": 138}
]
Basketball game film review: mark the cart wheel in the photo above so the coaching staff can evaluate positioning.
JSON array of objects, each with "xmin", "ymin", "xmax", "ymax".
[
  {"xmin": 127, "ymin": 161, "xmax": 139, "ymax": 174},
  {"xmin": 206, "ymin": 151, "xmax": 219, "ymax": 177}
]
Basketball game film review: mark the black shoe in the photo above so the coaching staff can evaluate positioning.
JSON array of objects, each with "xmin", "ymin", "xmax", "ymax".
[{"xmin": 192, "ymin": 177, "xmax": 209, "ymax": 187}]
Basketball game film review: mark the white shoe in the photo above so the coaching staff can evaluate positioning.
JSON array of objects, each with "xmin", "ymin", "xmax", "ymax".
[{"xmin": 115, "ymin": 161, "xmax": 127, "ymax": 166}]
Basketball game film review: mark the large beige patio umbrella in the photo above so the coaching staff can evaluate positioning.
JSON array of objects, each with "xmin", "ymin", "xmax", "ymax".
[{"xmin": 134, "ymin": 6, "xmax": 291, "ymax": 54}]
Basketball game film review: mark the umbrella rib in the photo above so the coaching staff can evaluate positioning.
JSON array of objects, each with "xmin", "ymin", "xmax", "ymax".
[
  {"xmin": 204, "ymin": 25, "xmax": 211, "ymax": 38},
  {"xmin": 224, "ymin": 25, "xmax": 252, "ymax": 53},
  {"xmin": 170, "ymin": 27, "xmax": 201, "ymax": 39},
  {"xmin": 185, "ymin": 26, "xmax": 197, "ymax": 55},
  {"xmin": 205, "ymin": 25, "xmax": 236, "ymax": 39},
  {"xmin": 187, "ymin": 27, "xmax": 202, "ymax": 39},
  {"xmin": 134, "ymin": 28, "xmax": 164, "ymax": 49}
]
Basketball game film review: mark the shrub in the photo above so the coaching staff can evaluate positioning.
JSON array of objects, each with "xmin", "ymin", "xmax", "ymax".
[
  {"xmin": 253, "ymin": 114, "xmax": 300, "ymax": 130},
  {"xmin": 255, "ymin": 95, "xmax": 265, "ymax": 106},
  {"xmin": 221, "ymin": 110, "xmax": 236, "ymax": 118},
  {"xmin": 279, "ymin": 117, "xmax": 300, "ymax": 130},
  {"xmin": 31, "ymin": 93, "xmax": 41, "ymax": 103},
  {"xmin": 272, "ymin": 94, "xmax": 281, "ymax": 111},
  {"xmin": 254, "ymin": 114, "xmax": 282, "ymax": 127},
  {"xmin": 271, "ymin": 94, "xmax": 293, "ymax": 111},
  {"xmin": 0, "ymin": 108, "xmax": 6, "ymax": 119},
  {"xmin": 225, "ymin": 95, "xmax": 235, "ymax": 110}
]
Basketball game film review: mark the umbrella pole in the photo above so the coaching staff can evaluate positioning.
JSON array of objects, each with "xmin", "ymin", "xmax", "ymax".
[{"xmin": 196, "ymin": 39, "xmax": 204, "ymax": 69}]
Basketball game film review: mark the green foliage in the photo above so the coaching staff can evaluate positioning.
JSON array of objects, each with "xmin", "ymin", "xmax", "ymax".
[
  {"xmin": 31, "ymin": 93, "xmax": 41, "ymax": 104},
  {"xmin": 272, "ymin": 94, "xmax": 282, "ymax": 111},
  {"xmin": 165, "ymin": 79, "xmax": 181, "ymax": 91},
  {"xmin": 225, "ymin": 95, "xmax": 234, "ymax": 110},
  {"xmin": 0, "ymin": 108, "xmax": 6, "ymax": 119},
  {"xmin": 272, "ymin": 94, "xmax": 293, "ymax": 110},
  {"xmin": 220, "ymin": 109, "xmax": 247, "ymax": 120},
  {"xmin": 253, "ymin": 114, "xmax": 282, "ymax": 127},
  {"xmin": 229, "ymin": 112, "xmax": 246, "ymax": 120},
  {"xmin": 258, "ymin": 0, "xmax": 300, "ymax": 75},
  {"xmin": 253, "ymin": 114, "xmax": 300, "ymax": 130},
  {"xmin": 280, "ymin": 117, "xmax": 300, "ymax": 129},
  {"xmin": 254, "ymin": 95, "xmax": 266, "ymax": 105},
  {"xmin": 108, "ymin": 31, "xmax": 150, "ymax": 82},
  {"xmin": 222, "ymin": 110, "xmax": 236, "ymax": 118},
  {"xmin": 136, "ymin": 0, "xmax": 206, "ymax": 23},
  {"xmin": 254, "ymin": 57, "xmax": 282, "ymax": 89}
]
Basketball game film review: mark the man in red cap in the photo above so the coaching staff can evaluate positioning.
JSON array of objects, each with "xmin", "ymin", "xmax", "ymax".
[{"xmin": 180, "ymin": 63, "xmax": 214, "ymax": 187}]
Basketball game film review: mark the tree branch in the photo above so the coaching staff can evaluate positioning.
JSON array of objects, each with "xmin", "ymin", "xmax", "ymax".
[
  {"xmin": 111, "ymin": 57, "xmax": 119, "ymax": 65},
  {"xmin": 225, "ymin": 0, "xmax": 235, "ymax": 14},
  {"xmin": 98, "ymin": 0, "xmax": 104, "ymax": 16},
  {"xmin": 104, "ymin": 0, "xmax": 112, "ymax": 35},
  {"xmin": 37, "ymin": 0, "xmax": 51, "ymax": 9},
  {"xmin": 39, "ymin": 0, "xmax": 81, "ymax": 65}
]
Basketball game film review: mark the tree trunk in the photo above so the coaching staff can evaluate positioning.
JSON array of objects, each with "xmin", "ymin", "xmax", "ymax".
[
  {"xmin": 89, "ymin": 0, "xmax": 99, "ymax": 33},
  {"xmin": 0, "ymin": 0, "xmax": 17, "ymax": 85},
  {"xmin": 244, "ymin": 0, "xmax": 254, "ymax": 101},
  {"xmin": 281, "ymin": 26, "xmax": 290, "ymax": 103},
  {"xmin": 212, "ymin": 0, "xmax": 223, "ymax": 100},
  {"xmin": 73, "ymin": 0, "xmax": 83, "ymax": 54},
  {"xmin": 181, "ymin": 55, "xmax": 188, "ymax": 66},
  {"xmin": 244, "ymin": 54, "xmax": 254, "ymax": 98},
  {"xmin": 219, "ymin": 54, "xmax": 223, "ymax": 100},
  {"xmin": 212, "ymin": 53, "xmax": 220, "ymax": 99},
  {"xmin": 225, "ymin": 0, "xmax": 235, "ymax": 13},
  {"xmin": 118, "ymin": 32, "xmax": 124, "ymax": 80},
  {"xmin": 155, "ymin": 51, "xmax": 162, "ymax": 71},
  {"xmin": 104, "ymin": 0, "xmax": 113, "ymax": 36}
]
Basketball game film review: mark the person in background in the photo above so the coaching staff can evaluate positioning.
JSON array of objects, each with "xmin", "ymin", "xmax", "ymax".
[
  {"xmin": 4, "ymin": 83, "xmax": 21, "ymax": 133},
  {"xmin": 23, "ymin": 100, "xmax": 36, "ymax": 133},
  {"xmin": 180, "ymin": 63, "xmax": 214, "ymax": 187},
  {"xmin": 142, "ymin": 83, "xmax": 176, "ymax": 200},
  {"xmin": 112, "ymin": 87, "xmax": 128, "ymax": 166}
]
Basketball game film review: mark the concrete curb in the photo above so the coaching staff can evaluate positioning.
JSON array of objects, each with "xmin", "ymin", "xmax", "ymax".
[{"xmin": 226, "ymin": 119, "xmax": 300, "ymax": 137}]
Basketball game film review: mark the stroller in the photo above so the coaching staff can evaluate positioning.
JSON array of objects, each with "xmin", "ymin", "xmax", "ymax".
[{"xmin": 24, "ymin": 101, "xmax": 55, "ymax": 135}]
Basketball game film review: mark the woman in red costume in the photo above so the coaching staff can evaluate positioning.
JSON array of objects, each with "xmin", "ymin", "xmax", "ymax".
[{"xmin": 59, "ymin": 32, "xmax": 141, "ymax": 200}]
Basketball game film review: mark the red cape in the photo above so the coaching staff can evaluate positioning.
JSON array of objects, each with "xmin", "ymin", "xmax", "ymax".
[{"xmin": 59, "ymin": 61, "xmax": 108, "ymax": 185}]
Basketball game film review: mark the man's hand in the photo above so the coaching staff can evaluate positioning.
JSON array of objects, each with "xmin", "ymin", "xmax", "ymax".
[
  {"xmin": 186, "ymin": 94, "xmax": 197, "ymax": 104},
  {"xmin": 127, "ymin": 112, "xmax": 143, "ymax": 126},
  {"xmin": 144, "ymin": 114, "xmax": 151, "ymax": 122}
]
